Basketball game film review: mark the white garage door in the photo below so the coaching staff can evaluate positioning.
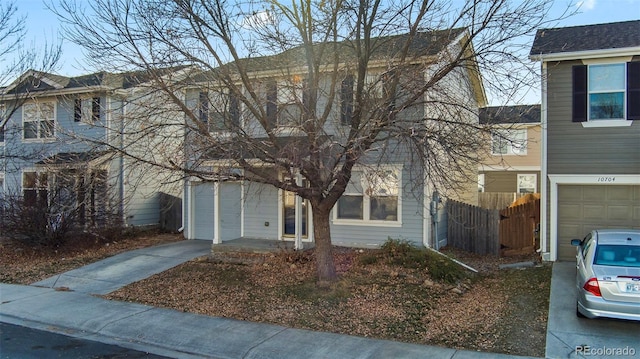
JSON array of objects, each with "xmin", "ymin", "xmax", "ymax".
[
  {"xmin": 192, "ymin": 182, "xmax": 215, "ymax": 240},
  {"xmin": 557, "ymin": 184, "xmax": 640, "ymax": 261}
]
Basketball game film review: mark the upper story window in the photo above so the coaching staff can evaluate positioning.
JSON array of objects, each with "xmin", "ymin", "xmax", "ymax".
[
  {"xmin": 335, "ymin": 167, "xmax": 402, "ymax": 225},
  {"xmin": 588, "ymin": 64, "xmax": 625, "ymax": 120},
  {"xmin": 23, "ymin": 101, "xmax": 55, "ymax": 140},
  {"xmin": 198, "ymin": 90, "xmax": 240, "ymax": 132},
  {"xmin": 573, "ymin": 61, "xmax": 640, "ymax": 125},
  {"xmin": 491, "ymin": 128, "xmax": 527, "ymax": 155},
  {"xmin": 74, "ymin": 97, "xmax": 101, "ymax": 123},
  {"xmin": 265, "ymin": 77, "xmax": 308, "ymax": 129}
]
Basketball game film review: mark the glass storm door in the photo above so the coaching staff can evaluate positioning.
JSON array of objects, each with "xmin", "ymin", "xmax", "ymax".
[{"xmin": 283, "ymin": 180, "xmax": 308, "ymax": 237}]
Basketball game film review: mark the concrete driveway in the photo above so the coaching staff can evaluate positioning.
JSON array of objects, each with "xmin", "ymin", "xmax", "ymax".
[{"xmin": 546, "ymin": 262, "xmax": 640, "ymax": 358}]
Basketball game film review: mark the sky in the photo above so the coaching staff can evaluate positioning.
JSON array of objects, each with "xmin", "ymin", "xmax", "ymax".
[{"xmin": 12, "ymin": 0, "xmax": 640, "ymax": 105}]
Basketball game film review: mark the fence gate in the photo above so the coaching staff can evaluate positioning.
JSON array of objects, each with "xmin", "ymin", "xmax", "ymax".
[{"xmin": 499, "ymin": 199, "xmax": 540, "ymax": 256}]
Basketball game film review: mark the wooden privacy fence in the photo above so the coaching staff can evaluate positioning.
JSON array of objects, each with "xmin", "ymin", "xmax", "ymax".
[
  {"xmin": 446, "ymin": 198, "xmax": 540, "ymax": 256},
  {"xmin": 499, "ymin": 199, "xmax": 540, "ymax": 256},
  {"xmin": 447, "ymin": 200, "xmax": 500, "ymax": 255}
]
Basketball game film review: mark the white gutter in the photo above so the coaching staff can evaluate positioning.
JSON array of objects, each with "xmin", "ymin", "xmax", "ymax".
[{"xmin": 530, "ymin": 46, "xmax": 640, "ymax": 62}]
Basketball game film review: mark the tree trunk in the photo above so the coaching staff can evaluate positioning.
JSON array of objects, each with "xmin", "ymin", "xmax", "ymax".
[{"xmin": 311, "ymin": 204, "xmax": 337, "ymax": 284}]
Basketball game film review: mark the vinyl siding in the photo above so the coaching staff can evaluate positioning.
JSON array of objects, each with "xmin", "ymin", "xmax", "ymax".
[
  {"xmin": 481, "ymin": 171, "xmax": 541, "ymax": 193},
  {"xmin": 242, "ymin": 182, "xmax": 279, "ymax": 239},
  {"xmin": 546, "ymin": 60, "xmax": 640, "ymax": 175}
]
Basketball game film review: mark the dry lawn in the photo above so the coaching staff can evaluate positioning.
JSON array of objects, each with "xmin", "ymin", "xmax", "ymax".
[{"xmin": 0, "ymin": 235, "xmax": 550, "ymax": 357}]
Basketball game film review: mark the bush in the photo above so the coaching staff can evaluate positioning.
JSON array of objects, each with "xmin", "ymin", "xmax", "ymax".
[{"xmin": 379, "ymin": 238, "xmax": 469, "ymax": 284}]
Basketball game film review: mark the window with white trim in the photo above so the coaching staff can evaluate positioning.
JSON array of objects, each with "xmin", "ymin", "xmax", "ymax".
[
  {"xmin": 588, "ymin": 64, "xmax": 625, "ymax": 120},
  {"xmin": 478, "ymin": 173, "xmax": 485, "ymax": 192},
  {"xmin": 74, "ymin": 97, "xmax": 101, "ymax": 123},
  {"xmin": 572, "ymin": 61, "xmax": 640, "ymax": 123},
  {"xmin": 198, "ymin": 90, "xmax": 240, "ymax": 132},
  {"xmin": 491, "ymin": 128, "xmax": 527, "ymax": 155},
  {"xmin": 517, "ymin": 173, "xmax": 536, "ymax": 194},
  {"xmin": 23, "ymin": 171, "xmax": 49, "ymax": 206},
  {"xmin": 335, "ymin": 167, "xmax": 401, "ymax": 224},
  {"xmin": 22, "ymin": 101, "xmax": 55, "ymax": 140}
]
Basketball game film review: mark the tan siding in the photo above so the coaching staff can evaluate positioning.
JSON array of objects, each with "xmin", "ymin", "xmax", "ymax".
[
  {"xmin": 481, "ymin": 124, "xmax": 542, "ymax": 169},
  {"xmin": 482, "ymin": 171, "xmax": 542, "ymax": 193},
  {"xmin": 546, "ymin": 61, "xmax": 640, "ymax": 175}
]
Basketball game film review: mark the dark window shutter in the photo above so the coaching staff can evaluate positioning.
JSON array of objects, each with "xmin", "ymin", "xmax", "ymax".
[
  {"xmin": 266, "ymin": 80, "xmax": 277, "ymax": 129},
  {"xmin": 198, "ymin": 92, "xmax": 209, "ymax": 123},
  {"xmin": 302, "ymin": 79, "xmax": 310, "ymax": 116},
  {"xmin": 627, "ymin": 61, "xmax": 640, "ymax": 120},
  {"xmin": 340, "ymin": 75, "xmax": 354, "ymax": 125},
  {"xmin": 92, "ymin": 97, "xmax": 100, "ymax": 122},
  {"xmin": 572, "ymin": 65, "xmax": 587, "ymax": 122},
  {"xmin": 229, "ymin": 92, "xmax": 240, "ymax": 127},
  {"xmin": 74, "ymin": 98, "xmax": 82, "ymax": 122}
]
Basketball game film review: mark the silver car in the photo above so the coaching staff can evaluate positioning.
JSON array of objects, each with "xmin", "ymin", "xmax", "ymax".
[{"xmin": 571, "ymin": 229, "xmax": 640, "ymax": 321}]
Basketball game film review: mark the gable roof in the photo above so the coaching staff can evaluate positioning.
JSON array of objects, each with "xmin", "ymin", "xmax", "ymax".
[
  {"xmin": 530, "ymin": 20, "xmax": 640, "ymax": 59},
  {"xmin": 479, "ymin": 105, "xmax": 540, "ymax": 125}
]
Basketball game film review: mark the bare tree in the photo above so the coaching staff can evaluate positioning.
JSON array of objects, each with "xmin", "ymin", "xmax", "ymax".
[
  {"xmin": 54, "ymin": 0, "xmax": 569, "ymax": 283},
  {"xmin": 0, "ymin": 1, "xmax": 61, "ymax": 160}
]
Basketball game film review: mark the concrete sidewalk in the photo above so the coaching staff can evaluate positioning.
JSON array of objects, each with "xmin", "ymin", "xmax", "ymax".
[
  {"xmin": 545, "ymin": 262, "xmax": 640, "ymax": 359},
  {"xmin": 0, "ymin": 240, "xmax": 537, "ymax": 359}
]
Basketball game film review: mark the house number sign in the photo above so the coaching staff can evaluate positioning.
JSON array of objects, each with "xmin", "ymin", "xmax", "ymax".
[{"xmin": 596, "ymin": 176, "xmax": 616, "ymax": 183}]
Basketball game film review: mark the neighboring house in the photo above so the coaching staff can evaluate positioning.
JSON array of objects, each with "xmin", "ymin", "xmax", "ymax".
[
  {"xmin": 478, "ymin": 105, "xmax": 541, "ymax": 194},
  {"xmin": 0, "ymin": 69, "xmax": 182, "ymax": 229},
  {"xmin": 182, "ymin": 30, "xmax": 487, "ymax": 249},
  {"xmin": 530, "ymin": 20, "xmax": 640, "ymax": 261}
]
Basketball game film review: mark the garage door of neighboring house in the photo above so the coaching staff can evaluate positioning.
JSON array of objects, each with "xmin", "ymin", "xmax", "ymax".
[
  {"xmin": 219, "ymin": 182, "xmax": 242, "ymax": 241},
  {"xmin": 557, "ymin": 184, "xmax": 640, "ymax": 261},
  {"xmin": 192, "ymin": 182, "xmax": 215, "ymax": 240}
]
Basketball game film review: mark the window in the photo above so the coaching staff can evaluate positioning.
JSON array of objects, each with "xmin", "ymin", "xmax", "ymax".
[
  {"xmin": 491, "ymin": 129, "xmax": 527, "ymax": 155},
  {"xmin": 478, "ymin": 174, "xmax": 485, "ymax": 192},
  {"xmin": 340, "ymin": 75, "xmax": 354, "ymax": 125},
  {"xmin": 573, "ymin": 62, "xmax": 640, "ymax": 122},
  {"xmin": 365, "ymin": 71, "xmax": 396, "ymax": 112},
  {"xmin": 74, "ymin": 97, "xmax": 101, "ymax": 123},
  {"xmin": 277, "ymin": 78, "xmax": 305, "ymax": 127},
  {"xmin": 198, "ymin": 90, "xmax": 240, "ymax": 132},
  {"xmin": 517, "ymin": 174, "xmax": 536, "ymax": 194},
  {"xmin": 335, "ymin": 167, "xmax": 401, "ymax": 224},
  {"xmin": 0, "ymin": 172, "xmax": 4, "ymax": 194},
  {"xmin": 23, "ymin": 102, "xmax": 55, "ymax": 140},
  {"xmin": 23, "ymin": 171, "xmax": 48, "ymax": 206}
]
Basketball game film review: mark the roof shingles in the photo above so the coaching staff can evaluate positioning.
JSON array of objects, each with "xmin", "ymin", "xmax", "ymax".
[{"xmin": 530, "ymin": 20, "xmax": 640, "ymax": 57}]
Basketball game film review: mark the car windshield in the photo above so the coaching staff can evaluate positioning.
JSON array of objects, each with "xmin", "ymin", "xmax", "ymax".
[{"xmin": 594, "ymin": 245, "xmax": 640, "ymax": 267}]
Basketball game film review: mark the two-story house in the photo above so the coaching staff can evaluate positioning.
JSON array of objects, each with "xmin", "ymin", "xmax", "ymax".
[
  {"xmin": 0, "ymin": 69, "xmax": 182, "ymax": 230},
  {"xmin": 478, "ymin": 105, "xmax": 541, "ymax": 195},
  {"xmin": 181, "ymin": 29, "xmax": 487, "ymax": 249},
  {"xmin": 530, "ymin": 20, "xmax": 640, "ymax": 261}
]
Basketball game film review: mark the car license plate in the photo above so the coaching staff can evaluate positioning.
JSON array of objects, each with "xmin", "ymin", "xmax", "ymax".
[{"xmin": 626, "ymin": 283, "xmax": 640, "ymax": 292}]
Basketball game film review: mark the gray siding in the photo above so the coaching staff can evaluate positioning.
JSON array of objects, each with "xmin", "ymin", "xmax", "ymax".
[
  {"xmin": 242, "ymin": 182, "xmax": 279, "ymax": 239},
  {"xmin": 546, "ymin": 60, "xmax": 640, "ymax": 175}
]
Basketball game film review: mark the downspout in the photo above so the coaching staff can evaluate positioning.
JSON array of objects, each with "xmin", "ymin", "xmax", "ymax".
[{"xmin": 539, "ymin": 61, "xmax": 549, "ymax": 260}]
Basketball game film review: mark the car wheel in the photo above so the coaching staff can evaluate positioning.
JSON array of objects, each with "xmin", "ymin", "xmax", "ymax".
[{"xmin": 576, "ymin": 304, "xmax": 586, "ymax": 318}]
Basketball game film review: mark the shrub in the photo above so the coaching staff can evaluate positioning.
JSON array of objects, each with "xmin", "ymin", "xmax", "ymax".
[{"xmin": 380, "ymin": 238, "xmax": 469, "ymax": 284}]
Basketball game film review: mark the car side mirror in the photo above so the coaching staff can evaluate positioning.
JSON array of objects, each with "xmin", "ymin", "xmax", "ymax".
[{"xmin": 570, "ymin": 239, "xmax": 582, "ymax": 246}]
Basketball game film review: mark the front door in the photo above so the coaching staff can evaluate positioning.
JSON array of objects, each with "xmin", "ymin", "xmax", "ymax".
[{"xmin": 282, "ymin": 180, "xmax": 308, "ymax": 238}]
